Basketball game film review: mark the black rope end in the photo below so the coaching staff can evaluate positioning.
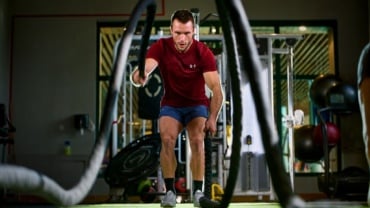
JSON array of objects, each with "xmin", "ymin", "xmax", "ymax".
[{"xmin": 199, "ymin": 196, "xmax": 221, "ymax": 208}]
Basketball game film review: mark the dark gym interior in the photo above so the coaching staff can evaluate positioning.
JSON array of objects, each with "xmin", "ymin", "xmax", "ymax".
[{"xmin": 0, "ymin": 0, "xmax": 370, "ymax": 207}]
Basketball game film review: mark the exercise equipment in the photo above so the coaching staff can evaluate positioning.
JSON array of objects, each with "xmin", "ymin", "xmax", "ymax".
[
  {"xmin": 247, "ymin": 34, "xmax": 303, "ymax": 193},
  {"xmin": 326, "ymin": 82, "xmax": 358, "ymax": 112},
  {"xmin": 294, "ymin": 125, "xmax": 324, "ymax": 163},
  {"xmin": 104, "ymin": 133, "xmax": 161, "ymax": 187},
  {"xmin": 203, "ymin": 131, "xmax": 213, "ymax": 202},
  {"xmin": 139, "ymin": 185, "xmax": 157, "ymax": 203},
  {"xmin": 315, "ymin": 107, "xmax": 342, "ymax": 198},
  {"xmin": 0, "ymin": 0, "xmax": 306, "ymax": 207},
  {"xmin": 315, "ymin": 79, "xmax": 358, "ymax": 198},
  {"xmin": 138, "ymin": 67, "xmax": 163, "ymax": 120},
  {"xmin": 137, "ymin": 178, "xmax": 157, "ymax": 203},
  {"xmin": 175, "ymin": 177, "xmax": 187, "ymax": 193},
  {"xmin": 211, "ymin": 183, "xmax": 224, "ymax": 201},
  {"xmin": 309, "ymin": 74, "xmax": 342, "ymax": 108},
  {"xmin": 199, "ymin": 1, "xmax": 305, "ymax": 207},
  {"xmin": 137, "ymin": 179, "xmax": 152, "ymax": 193},
  {"xmin": 313, "ymin": 122, "xmax": 340, "ymax": 147},
  {"xmin": 318, "ymin": 166, "xmax": 369, "ymax": 201},
  {"xmin": 283, "ymin": 37, "xmax": 303, "ymax": 190}
]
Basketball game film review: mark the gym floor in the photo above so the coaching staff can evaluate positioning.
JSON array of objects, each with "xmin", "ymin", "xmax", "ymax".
[
  {"xmin": 2, "ymin": 201, "xmax": 369, "ymax": 208},
  {"xmin": 1, "ymin": 193, "xmax": 369, "ymax": 208}
]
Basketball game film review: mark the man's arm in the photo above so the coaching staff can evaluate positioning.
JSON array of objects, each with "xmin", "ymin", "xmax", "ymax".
[
  {"xmin": 130, "ymin": 58, "xmax": 158, "ymax": 87},
  {"xmin": 204, "ymin": 71, "xmax": 224, "ymax": 134}
]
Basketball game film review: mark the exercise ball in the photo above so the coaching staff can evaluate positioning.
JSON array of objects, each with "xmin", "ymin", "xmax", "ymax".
[
  {"xmin": 326, "ymin": 83, "xmax": 358, "ymax": 111},
  {"xmin": 309, "ymin": 74, "xmax": 342, "ymax": 108},
  {"xmin": 313, "ymin": 122, "xmax": 340, "ymax": 147},
  {"xmin": 294, "ymin": 125, "xmax": 324, "ymax": 163},
  {"xmin": 139, "ymin": 185, "xmax": 157, "ymax": 203},
  {"xmin": 137, "ymin": 179, "xmax": 156, "ymax": 203},
  {"xmin": 175, "ymin": 177, "xmax": 187, "ymax": 193}
]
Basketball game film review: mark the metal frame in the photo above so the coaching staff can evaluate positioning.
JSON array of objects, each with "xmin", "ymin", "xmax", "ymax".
[{"xmin": 256, "ymin": 34, "xmax": 304, "ymax": 190}]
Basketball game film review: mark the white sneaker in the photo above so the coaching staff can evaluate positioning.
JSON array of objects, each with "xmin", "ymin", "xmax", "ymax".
[
  {"xmin": 161, "ymin": 190, "xmax": 176, "ymax": 207},
  {"xmin": 193, "ymin": 190, "xmax": 204, "ymax": 207}
]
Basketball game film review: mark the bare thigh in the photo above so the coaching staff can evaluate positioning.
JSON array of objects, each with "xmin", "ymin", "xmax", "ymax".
[
  {"xmin": 186, "ymin": 117, "xmax": 207, "ymax": 143},
  {"xmin": 159, "ymin": 116, "xmax": 183, "ymax": 141}
]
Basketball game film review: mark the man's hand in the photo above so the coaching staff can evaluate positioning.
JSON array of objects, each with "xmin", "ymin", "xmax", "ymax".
[
  {"xmin": 130, "ymin": 66, "xmax": 148, "ymax": 87},
  {"xmin": 205, "ymin": 117, "xmax": 217, "ymax": 136}
]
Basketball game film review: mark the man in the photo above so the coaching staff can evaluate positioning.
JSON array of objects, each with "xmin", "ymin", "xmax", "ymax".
[
  {"xmin": 357, "ymin": 42, "xmax": 370, "ymax": 206},
  {"xmin": 130, "ymin": 9, "xmax": 224, "ymax": 207}
]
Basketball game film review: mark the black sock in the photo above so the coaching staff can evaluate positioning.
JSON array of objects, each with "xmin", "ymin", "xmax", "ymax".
[
  {"xmin": 164, "ymin": 178, "xmax": 175, "ymax": 193},
  {"xmin": 193, "ymin": 180, "xmax": 203, "ymax": 194}
]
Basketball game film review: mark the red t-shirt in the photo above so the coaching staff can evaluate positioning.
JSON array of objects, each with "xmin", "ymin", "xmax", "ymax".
[{"xmin": 146, "ymin": 37, "xmax": 217, "ymax": 108}]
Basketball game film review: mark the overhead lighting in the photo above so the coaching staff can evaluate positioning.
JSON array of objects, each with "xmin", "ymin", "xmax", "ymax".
[{"xmin": 298, "ymin": 26, "xmax": 307, "ymax": 32}]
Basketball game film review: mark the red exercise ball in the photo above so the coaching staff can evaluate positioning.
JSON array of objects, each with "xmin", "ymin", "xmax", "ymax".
[
  {"xmin": 313, "ymin": 122, "xmax": 340, "ymax": 147},
  {"xmin": 175, "ymin": 177, "xmax": 187, "ymax": 193}
]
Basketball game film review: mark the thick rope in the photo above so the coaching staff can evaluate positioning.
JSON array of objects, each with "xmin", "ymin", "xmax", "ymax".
[{"xmin": 200, "ymin": 0, "xmax": 306, "ymax": 207}]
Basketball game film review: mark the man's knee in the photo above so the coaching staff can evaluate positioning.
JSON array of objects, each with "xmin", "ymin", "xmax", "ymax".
[
  {"xmin": 162, "ymin": 137, "xmax": 176, "ymax": 147},
  {"xmin": 188, "ymin": 139, "xmax": 203, "ymax": 156}
]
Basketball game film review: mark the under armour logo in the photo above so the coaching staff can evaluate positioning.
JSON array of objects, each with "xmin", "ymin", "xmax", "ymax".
[{"xmin": 189, "ymin": 64, "xmax": 197, "ymax": 69}]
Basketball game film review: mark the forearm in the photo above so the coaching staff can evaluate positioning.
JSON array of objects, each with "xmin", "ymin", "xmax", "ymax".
[
  {"xmin": 130, "ymin": 58, "xmax": 158, "ymax": 87},
  {"xmin": 208, "ymin": 87, "xmax": 224, "ymax": 122}
]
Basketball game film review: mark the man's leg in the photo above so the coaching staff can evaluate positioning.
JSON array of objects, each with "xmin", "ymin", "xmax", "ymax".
[
  {"xmin": 159, "ymin": 116, "xmax": 182, "ymax": 207},
  {"xmin": 186, "ymin": 117, "xmax": 207, "ymax": 207},
  {"xmin": 187, "ymin": 117, "xmax": 206, "ymax": 181}
]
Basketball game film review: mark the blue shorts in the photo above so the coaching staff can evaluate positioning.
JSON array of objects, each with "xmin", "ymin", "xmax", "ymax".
[{"xmin": 159, "ymin": 105, "xmax": 208, "ymax": 126}]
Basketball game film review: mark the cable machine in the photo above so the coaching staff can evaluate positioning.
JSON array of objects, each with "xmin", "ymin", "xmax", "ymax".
[
  {"xmin": 231, "ymin": 34, "xmax": 303, "ymax": 199},
  {"xmin": 256, "ymin": 34, "xmax": 304, "ymax": 190}
]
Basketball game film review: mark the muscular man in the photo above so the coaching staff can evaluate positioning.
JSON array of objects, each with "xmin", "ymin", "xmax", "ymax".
[{"xmin": 131, "ymin": 9, "xmax": 224, "ymax": 207}]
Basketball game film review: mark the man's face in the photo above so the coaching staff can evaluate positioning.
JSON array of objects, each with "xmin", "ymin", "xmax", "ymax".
[{"xmin": 170, "ymin": 19, "xmax": 194, "ymax": 52}]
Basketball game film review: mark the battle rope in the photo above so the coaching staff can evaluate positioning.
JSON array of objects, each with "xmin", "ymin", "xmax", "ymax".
[
  {"xmin": 0, "ymin": 0, "xmax": 306, "ymax": 207},
  {"xmin": 0, "ymin": 0, "xmax": 156, "ymax": 206},
  {"xmin": 199, "ymin": 0, "xmax": 242, "ymax": 207},
  {"xmin": 200, "ymin": 0, "xmax": 306, "ymax": 208},
  {"xmin": 203, "ymin": 132, "xmax": 214, "ymax": 200}
]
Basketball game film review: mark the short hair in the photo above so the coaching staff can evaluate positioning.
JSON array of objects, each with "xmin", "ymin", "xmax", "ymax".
[{"xmin": 170, "ymin": 9, "xmax": 194, "ymax": 26}]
